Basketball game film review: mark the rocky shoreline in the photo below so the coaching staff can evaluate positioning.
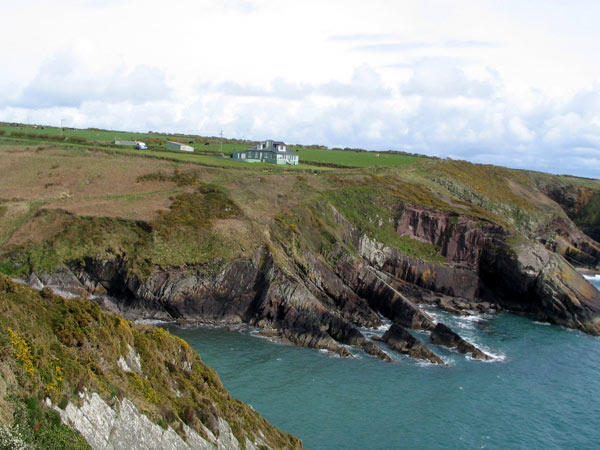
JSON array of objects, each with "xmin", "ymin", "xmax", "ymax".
[{"xmin": 19, "ymin": 202, "xmax": 600, "ymax": 366}]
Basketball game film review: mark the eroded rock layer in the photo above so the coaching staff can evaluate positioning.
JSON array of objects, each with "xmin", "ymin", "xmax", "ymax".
[{"xmin": 26, "ymin": 202, "xmax": 600, "ymax": 365}]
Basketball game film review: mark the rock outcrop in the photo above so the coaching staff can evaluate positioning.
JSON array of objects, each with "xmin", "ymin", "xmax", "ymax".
[
  {"xmin": 430, "ymin": 323, "xmax": 492, "ymax": 361},
  {"xmin": 479, "ymin": 242, "xmax": 600, "ymax": 335},
  {"xmin": 353, "ymin": 206, "xmax": 600, "ymax": 336},
  {"xmin": 536, "ymin": 179, "xmax": 600, "ymax": 242},
  {"xmin": 379, "ymin": 324, "xmax": 444, "ymax": 365},
  {"xmin": 394, "ymin": 205, "xmax": 504, "ymax": 269},
  {"xmin": 51, "ymin": 391, "xmax": 255, "ymax": 450}
]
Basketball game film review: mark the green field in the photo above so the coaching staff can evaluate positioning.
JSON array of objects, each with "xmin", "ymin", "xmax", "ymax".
[
  {"xmin": 0, "ymin": 123, "xmax": 252, "ymax": 154},
  {"xmin": 290, "ymin": 146, "xmax": 423, "ymax": 167},
  {"xmin": 0, "ymin": 135, "xmax": 329, "ymax": 172},
  {"xmin": 0, "ymin": 122, "xmax": 424, "ymax": 169}
]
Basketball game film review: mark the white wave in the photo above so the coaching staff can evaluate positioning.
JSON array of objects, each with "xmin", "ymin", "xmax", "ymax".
[
  {"xmin": 423, "ymin": 311, "xmax": 444, "ymax": 322},
  {"xmin": 134, "ymin": 318, "xmax": 172, "ymax": 325},
  {"xmin": 458, "ymin": 314, "xmax": 486, "ymax": 322},
  {"xmin": 317, "ymin": 348, "xmax": 344, "ymax": 358},
  {"xmin": 377, "ymin": 322, "xmax": 391, "ymax": 332},
  {"xmin": 583, "ymin": 274, "xmax": 600, "ymax": 281},
  {"xmin": 455, "ymin": 321, "xmax": 475, "ymax": 331},
  {"xmin": 533, "ymin": 321, "xmax": 551, "ymax": 326},
  {"xmin": 415, "ymin": 359, "xmax": 438, "ymax": 368},
  {"xmin": 472, "ymin": 344, "xmax": 506, "ymax": 362}
]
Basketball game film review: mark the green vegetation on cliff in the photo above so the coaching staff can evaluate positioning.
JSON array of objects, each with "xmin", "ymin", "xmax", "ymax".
[
  {"xmin": 0, "ymin": 275, "xmax": 301, "ymax": 448},
  {"xmin": 1, "ymin": 181, "xmax": 247, "ymax": 278},
  {"xmin": 0, "ymin": 130, "xmax": 598, "ymax": 280}
]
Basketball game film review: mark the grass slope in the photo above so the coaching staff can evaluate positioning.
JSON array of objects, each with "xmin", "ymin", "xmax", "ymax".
[
  {"xmin": 0, "ymin": 125, "xmax": 598, "ymax": 282},
  {"xmin": 0, "ymin": 275, "xmax": 301, "ymax": 448}
]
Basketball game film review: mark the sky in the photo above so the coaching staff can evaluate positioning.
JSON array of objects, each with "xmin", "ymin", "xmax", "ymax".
[{"xmin": 1, "ymin": 0, "xmax": 599, "ymax": 177}]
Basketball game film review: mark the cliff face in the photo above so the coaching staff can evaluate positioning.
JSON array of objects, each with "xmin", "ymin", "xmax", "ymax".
[
  {"xmin": 394, "ymin": 205, "xmax": 504, "ymax": 269},
  {"xmin": 24, "ymin": 200, "xmax": 600, "ymax": 368},
  {"xmin": 536, "ymin": 178, "xmax": 600, "ymax": 242}
]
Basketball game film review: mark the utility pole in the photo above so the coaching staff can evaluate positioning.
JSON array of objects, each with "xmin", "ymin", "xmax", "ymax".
[{"xmin": 220, "ymin": 130, "xmax": 223, "ymax": 154}]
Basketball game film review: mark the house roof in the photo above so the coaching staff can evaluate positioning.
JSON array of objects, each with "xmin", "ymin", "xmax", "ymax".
[
  {"xmin": 242, "ymin": 140, "xmax": 298, "ymax": 156},
  {"xmin": 167, "ymin": 141, "xmax": 192, "ymax": 147},
  {"xmin": 236, "ymin": 148, "xmax": 298, "ymax": 157}
]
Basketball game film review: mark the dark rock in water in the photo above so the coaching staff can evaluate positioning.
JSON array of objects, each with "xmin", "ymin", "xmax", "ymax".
[
  {"xmin": 381, "ymin": 324, "xmax": 444, "ymax": 365},
  {"xmin": 362, "ymin": 340, "xmax": 392, "ymax": 362},
  {"xmin": 430, "ymin": 323, "xmax": 461, "ymax": 347},
  {"xmin": 430, "ymin": 323, "xmax": 492, "ymax": 360},
  {"xmin": 335, "ymin": 260, "xmax": 435, "ymax": 331}
]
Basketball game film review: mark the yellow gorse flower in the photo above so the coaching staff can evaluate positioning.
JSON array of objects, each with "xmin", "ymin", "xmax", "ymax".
[{"xmin": 7, "ymin": 328, "xmax": 35, "ymax": 378}]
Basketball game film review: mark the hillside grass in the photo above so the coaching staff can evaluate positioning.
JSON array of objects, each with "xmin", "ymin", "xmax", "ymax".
[
  {"xmin": 0, "ymin": 134, "xmax": 330, "ymax": 172},
  {"xmin": 1, "ymin": 122, "xmax": 426, "ymax": 169},
  {"xmin": 0, "ymin": 123, "xmax": 254, "ymax": 154},
  {"xmin": 290, "ymin": 146, "xmax": 423, "ymax": 168},
  {"xmin": 0, "ymin": 275, "xmax": 301, "ymax": 448},
  {"xmin": 0, "ymin": 130, "xmax": 597, "ymax": 281},
  {"xmin": 1, "ymin": 183, "xmax": 249, "ymax": 278}
]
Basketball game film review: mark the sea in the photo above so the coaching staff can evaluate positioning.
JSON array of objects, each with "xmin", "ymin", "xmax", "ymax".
[{"xmin": 165, "ymin": 275, "xmax": 600, "ymax": 450}]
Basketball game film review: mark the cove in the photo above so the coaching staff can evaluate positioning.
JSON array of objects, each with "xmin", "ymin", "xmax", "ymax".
[{"xmin": 166, "ymin": 277, "xmax": 600, "ymax": 450}]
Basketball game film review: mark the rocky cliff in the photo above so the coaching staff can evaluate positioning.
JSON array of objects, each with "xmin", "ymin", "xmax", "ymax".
[
  {"xmin": 21, "ymin": 199, "xmax": 600, "ymax": 368},
  {"xmin": 2, "ymin": 148, "xmax": 600, "ymax": 369}
]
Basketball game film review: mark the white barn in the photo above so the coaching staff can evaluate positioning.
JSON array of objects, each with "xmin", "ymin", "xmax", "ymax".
[{"xmin": 167, "ymin": 141, "xmax": 194, "ymax": 152}]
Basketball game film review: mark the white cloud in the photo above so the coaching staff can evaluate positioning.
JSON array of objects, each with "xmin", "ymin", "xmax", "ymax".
[
  {"xmin": 402, "ymin": 58, "xmax": 496, "ymax": 98},
  {"xmin": 204, "ymin": 65, "xmax": 390, "ymax": 100},
  {"xmin": 0, "ymin": 0, "xmax": 599, "ymax": 178},
  {"xmin": 14, "ymin": 50, "xmax": 172, "ymax": 108}
]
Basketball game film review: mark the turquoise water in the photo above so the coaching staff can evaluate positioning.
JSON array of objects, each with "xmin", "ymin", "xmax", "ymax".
[{"xmin": 166, "ymin": 276, "xmax": 600, "ymax": 450}]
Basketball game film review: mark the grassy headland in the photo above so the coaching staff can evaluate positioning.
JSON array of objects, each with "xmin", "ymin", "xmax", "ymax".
[{"xmin": 0, "ymin": 124, "xmax": 598, "ymax": 279}]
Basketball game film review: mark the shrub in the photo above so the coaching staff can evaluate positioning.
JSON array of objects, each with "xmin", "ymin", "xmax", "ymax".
[{"xmin": 67, "ymin": 136, "xmax": 89, "ymax": 144}]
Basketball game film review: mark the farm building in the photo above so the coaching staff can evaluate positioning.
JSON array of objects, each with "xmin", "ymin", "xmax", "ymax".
[
  {"xmin": 167, "ymin": 141, "xmax": 194, "ymax": 152},
  {"xmin": 232, "ymin": 140, "xmax": 299, "ymax": 165}
]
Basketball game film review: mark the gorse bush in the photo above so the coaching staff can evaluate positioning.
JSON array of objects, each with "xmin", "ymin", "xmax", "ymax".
[
  {"xmin": 0, "ymin": 276, "xmax": 301, "ymax": 449},
  {"xmin": 136, "ymin": 168, "xmax": 203, "ymax": 186}
]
